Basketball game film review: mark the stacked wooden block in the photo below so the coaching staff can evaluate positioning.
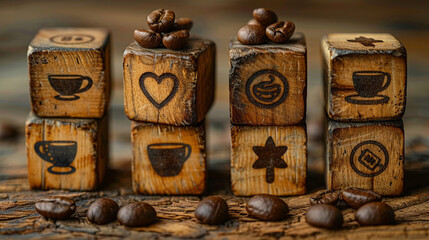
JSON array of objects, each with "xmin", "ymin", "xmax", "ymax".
[
  {"xmin": 26, "ymin": 28, "xmax": 111, "ymax": 190},
  {"xmin": 322, "ymin": 34, "xmax": 406, "ymax": 195},
  {"xmin": 123, "ymin": 38, "xmax": 215, "ymax": 194},
  {"xmin": 229, "ymin": 33, "xmax": 308, "ymax": 196}
]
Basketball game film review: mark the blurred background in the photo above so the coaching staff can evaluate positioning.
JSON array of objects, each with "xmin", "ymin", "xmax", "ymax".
[{"xmin": 0, "ymin": 0, "xmax": 428, "ymax": 187}]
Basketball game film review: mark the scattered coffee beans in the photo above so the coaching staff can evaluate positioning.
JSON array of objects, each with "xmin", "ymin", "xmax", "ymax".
[
  {"xmin": 134, "ymin": 29, "xmax": 163, "ymax": 49},
  {"xmin": 341, "ymin": 187, "xmax": 382, "ymax": 209},
  {"xmin": 195, "ymin": 196, "xmax": 229, "ymax": 225},
  {"xmin": 246, "ymin": 194, "xmax": 289, "ymax": 221},
  {"xmin": 162, "ymin": 30, "xmax": 190, "ymax": 50},
  {"xmin": 147, "ymin": 9, "xmax": 175, "ymax": 33},
  {"xmin": 237, "ymin": 25, "xmax": 266, "ymax": 45},
  {"xmin": 305, "ymin": 204, "xmax": 343, "ymax": 229},
  {"xmin": 174, "ymin": 17, "xmax": 193, "ymax": 31},
  {"xmin": 266, "ymin": 21, "xmax": 295, "ymax": 43},
  {"xmin": 35, "ymin": 196, "xmax": 76, "ymax": 219},
  {"xmin": 87, "ymin": 198, "xmax": 119, "ymax": 225},
  {"xmin": 355, "ymin": 202, "xmax": 395, "ymax": 226},
  {"xmin": 252, "ymin": 8, "xmax": 278, "ymax": 27},
  {"xmin": 310, "ymin": 190, "xmax": 340, "ymax": 206},
  {"xmin": 117, "ymin": 202, "xmax": 156, "ymax": 227}
]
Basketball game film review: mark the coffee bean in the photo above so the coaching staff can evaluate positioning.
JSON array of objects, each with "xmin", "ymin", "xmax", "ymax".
[
  {"xmin": 305, "ymin": 204, "xmax": 343, "ymax": 229},
  {"xmin": 247, "ymin": 19, "xmax": 261, "ymax": 26},
  {"xmin": 266, "ymin": 21, "xmax": 295, "ymax": 43},
  {"xmin": 147, "ymin": 9, "xmax": 175, "ymax": 33},
  {"xmin": 134, "ymin": 29, "xmax": 162, "ymax": 49},
  {"xmin": 117, "ymin": 202, "xmax": 156, "ymax": 227},
  {"xmin": 252, "ymin": 8, "xmax": 278, "ymax": 27},
  {"xmin": 87, "ymin": 198, "xmax": 119, "ymax": 225},
  {"xmin": 195, "ymin": 196, "xmax": 229, "ymax": 225},
  {"xmin": 237, "ymin": 25, "xmax": 266, "ymax": 45},
  {"xmin": 310, "ymin": 190, "xmax": 340, "ymax": 206},
  {"xmin": 355, "ymin": 202, "xmax": 395, "ymax": 226},
  {"xmin": 174, "ymin": 17, "xmax": 193, "ymax": 31},
  {"xmin": 341, "ymin": 187, "xmax": 382, "ymax": 209},
  {"xmin": 246, "ymin": 194, "xmax": 288, "ymax": 221},
  {"xmin": 162, "ymin": 30, "xmax": 190, "ymax": 50},
  {"xmin": 35, "ymin": 196, "xmax": 76, "ymax": 219}
]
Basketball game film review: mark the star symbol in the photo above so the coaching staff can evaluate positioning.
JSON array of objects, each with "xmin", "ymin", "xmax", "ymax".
[
  {"xmin": 252, "ymin": 136, "xmax": 288, "ymax": 183},
  {"xmin": 347, "ymin": 36, "xmax": 383, "ymax": 47}
]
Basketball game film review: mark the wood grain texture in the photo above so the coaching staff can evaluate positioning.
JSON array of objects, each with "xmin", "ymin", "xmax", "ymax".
[
  {"xmin": 25, "ymin": 113, "xmax": 108, "ymax": 190},
  {"xmin": 325, "ymin": 119, "xmax": 404, "ymax": 195},
  {"xmin": 123, "ymin": 38, "xmax": 215, "ymax": 126},
  {"xmin": 322, "ymin": 33, "xmax": 406, "ymax": 122},
  {"xmin": 28, "ymin": 28, "xmax": 111, "ymax": 118},
  {"xmin": 231, "ymin": 125, "xmax": 307, "ymax": 196},
  {"xmin": 131, "ymin": 121, "xmax": 206, "ymax": 195},
  {"xmin": 229, "ymin": 33, "xmax": 307, "ymax": 126}
]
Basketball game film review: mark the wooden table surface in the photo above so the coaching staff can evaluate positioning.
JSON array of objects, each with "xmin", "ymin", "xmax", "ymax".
[{"xmin": 1, "ymin": 0, "xmax": 429, "ymax": 239}]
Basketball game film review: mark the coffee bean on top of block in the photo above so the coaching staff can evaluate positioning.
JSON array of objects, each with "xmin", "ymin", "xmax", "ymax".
[
  {"xmin": 87, "ymin": 198, "xmax": 119, "ymax": 225},
  {"xmin": 174, "ymin": 18, "xmax": 193, "ymax": 31},
  {"xmin": 117, "ymin": 202, "xmax": 157, "ymax": 227},
  {"xmin": 246, "ymin": 194, "xmax": 289, "ymax": 221},
  {"xmin": 147, "ymin": 9, "xmax": 175, "ymax": 33},
  {"xmin": 35, "ymin": 196, "xmax": 76, "ymax": 219},
  {"xmin": 134, "ymin": 29, "xmax": 162, "ymax": 49},
  {"xmin": 341, "ymin": 187, "xmax": 382, "ymax": 209},
  {"xmin": 355, "ymin": 202, "xmax": 395, "ymax": 226},
  {"xmin": 162, "ymin": 30, "xmax": 190, "ymax": 50},
  {"xmin": 237, "ymin": 25, "xmax": 266, "ymax": 45},
  {"xmin": 266, "ymin": 21, "xmax": 295, "ymax": 43},
  {"xmin": 195, "ymin": 196, "xmax": 229, "ymax": 225},
  {"xmin": 305, "ymin": 204, "xmax": 343, "ymax": 229},
  {"xmin": 252, "ymin": 8, "xmax": 278, "ymax": 27}
]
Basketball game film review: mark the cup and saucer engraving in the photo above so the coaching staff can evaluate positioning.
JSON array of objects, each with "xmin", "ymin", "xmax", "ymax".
[
  {"xmin": 34, "ymin": 141, "xmax": 77, "ymax": 175},
  {"xmin": 345, "ymin": 71, "xmax": 391, "ymax": 105},
  {"xmin": 48, "ymin": 74, "xmax": 93, "ymax": 101},
  {"xmin": 147, "ymin": 143, "xmax": 191, "ymax": 177}
]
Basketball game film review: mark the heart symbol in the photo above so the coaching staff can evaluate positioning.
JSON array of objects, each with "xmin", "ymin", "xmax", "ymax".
[{"xmin": 139, "ymin": 72, "xmax": 179, "ymax": 109}]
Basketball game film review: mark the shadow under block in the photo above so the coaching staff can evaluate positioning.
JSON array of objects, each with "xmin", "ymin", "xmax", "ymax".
[
  {"xmin": 131, "ymin": 121, "xmax": 206, "ymax": 195},
  {"xmin": 229, "ymin": 33, "xmax": 307, "ymax": 126},
  {"xmin": 123, "ymin": 38, "xmax": 215, "ymax": 126},
  {"xmin": 25, "ymin": 113, "xmax": 108, "ymax": 190},
  {"xmin": 28, "ymin": 28, "xmax": 111, "ymax": 118},
  {"xmin": 322, "ymin": 33, "xmax": 407, "ymax": 122},
  {"xmin": 231, "ymin": 125, "xmax": 307, "ymax": 196},
  {"xmin": 325, "ymin": 119, "xmax": 404, "ymax": 196}
]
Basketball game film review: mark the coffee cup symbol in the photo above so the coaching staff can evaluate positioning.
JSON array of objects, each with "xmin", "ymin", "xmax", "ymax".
[
  {"xmin": 48, "ymin": 74, "xmax": 93, "ymax": 101},
  {"xmin": 345, "ymin": 71, "xmax": 391, "ymax": 105},
  {"xmin": 34, "ymin": 141, "xmax": 77, "ymax": 175},
  {"xmin": 147, "ymin": 143, "xmax": 191, "ymax": 177}
]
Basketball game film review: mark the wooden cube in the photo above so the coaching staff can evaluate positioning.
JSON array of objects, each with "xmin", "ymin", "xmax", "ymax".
[
  {"xmin": 25, "ymin": 113, "xmax": 108, "ymax": 190},
  {"xmin": 123, "ymin": 38, "xmax": 215, "ymax": 126},
  {"xmin": 131, "ymin": 121, "xmax": 206, "ymax": 195},
  {"xmin": 229, "ymin": 33, "xmax": 307, "ymax": 126},
  {"xmin": 322, "ymin": 33, "xmax": 407, "ymax": 121},
  {"xmin": 231, "ymin": 124, "xmax": 307, "ymax": 196},
  {"xmin": 28, "ymin": 28, "xmax": 111, "ymax": 118},
  {"xmin": 325, "ymin": 119, "xmax": 404, "ymax": 195}
]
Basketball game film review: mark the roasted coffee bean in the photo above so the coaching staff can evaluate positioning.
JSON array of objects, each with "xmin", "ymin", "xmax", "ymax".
[
  {"xmin": 195, "ymin": 196, "xmax": 229, "ymax": 225},
  {"xmin": 35, "ymin": 196, "xmax": 76, "ymax": 219},
  {"xmin": 134, "ymin": 29, "xmax": 162, "ymax": 49},
  {"xmin": 162, "ymin": 30, "xmax": 190, "ymax": 50},
  {"xmin": 174, "ymin": 17, "xmax": 193, "ymax": 31},
  {"xmin": 252, "ymin": 8, "xmax": 278, "ymax": 27},
  {"xmin": 310, "ymin": 190, "xmax": 340, "ymax": 206},
  {"xmin": 266, "ymin": 21, "xmax": 295, "ymax": 43},
  {"xmin": 305, "ymin": 204, "xmax": 343, "ymax": 229},
  {"xmin": 147, "ymin": 9, "xmax": 175, "ymax": 33},
  {"xmin": 341, "ymin": 187, "xmax": 382, "ymax": 209},
  {"xmin": 117, "ymin": 202, "xmax": 156, "ymax": 227},
  {"xmin": 246, "ymin": 194, "xmax": 288, "ymax": 221},
  {"xmin": 247, "ymin": 19, "xmax": 261, "ymax": 26},
  {"xmin": 87, "ymin": 198, "xmax": 119, "ymax": 225},
  {"xmin": 237, "ymin": 25, "xmax": 266, "ymax": 45},
  {"xmin": 355, "ymin": 202, "xmax": 395, "ymax": 226}
]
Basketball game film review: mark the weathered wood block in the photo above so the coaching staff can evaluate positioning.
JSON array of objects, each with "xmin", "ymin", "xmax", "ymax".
[
  {"xmin": 229, "ymin": 33, "xmax": 307, "ymax": 126},
  {"xmin": 231, "ymin": 124, "xmax": 307, "ymax": 196},
  {"xmin": 131, "ymin": 121, "xmax": 206, "ymax": 195},
  {"xmin": 123, "ymin": 38, "xmax": 215, "ymax": 126},
  {"xmin": 322, "ymin": 33, "xmax": 407, "ymax": 121},
  {"xmin": 25, "ymin": 112, "xmax": 108, "ymax": 190},
  {"xmin": 28, "ymin": 28, "xmax": 111, "ymax": 118},
  {"xmin": 325, "ymin": 119, "xmax": 404, "ymax": 195}
]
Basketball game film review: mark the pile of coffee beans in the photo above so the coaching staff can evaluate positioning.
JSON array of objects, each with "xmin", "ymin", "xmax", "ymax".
[
  {"xmin": 195, "ymin": 196, "xmax": 229, "ymax": 225},
  {"xmin": 306, "ymin": 187, "xmax": 395, "ymax": 229},
  {"xmin": 237, "ymin": 8, "xmax": 295, "ymax": 45},
  {"xmin": 134, "ymin": 9, "xmax": 193, "ymax": 50}
]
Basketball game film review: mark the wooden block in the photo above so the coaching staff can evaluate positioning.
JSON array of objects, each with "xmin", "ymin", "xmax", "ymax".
[
  {"xmin": 231, "ymin": 124, "xmax": 307, "ymax": 196},
  {"xmin": 325, "ymin": 119, "xmax": 404, "ymax": 195},
  {"xmin": 25, "ymin": 112, "xmax": 108, "ymax": 190},
  {"xmin": 28, "ymin": 28, "xmax": 111, "ymax": 118},
  {"xmin": 131, "ymin": 121, "xmax": 206, "ymax": 195},
  {"xmin": 229, "ymin": 33, "xmax": 307, "ymax": 126},
  {"xmin": 123, "ymin": 38, "xmax": 215, "ymax": 126},
  {"xmin": 322, "ymin": 33, "xmax": 407, "ymax": 121}
]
